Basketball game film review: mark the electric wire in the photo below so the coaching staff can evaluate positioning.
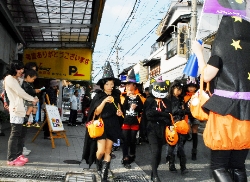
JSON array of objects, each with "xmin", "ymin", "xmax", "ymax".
[
  {"xmin": 105, "ymin": 0, "xmax": 138, "ymax": 62},
  {"xmin": 93, "ymin": 1, "xmax": 174, "ymax": 81}
]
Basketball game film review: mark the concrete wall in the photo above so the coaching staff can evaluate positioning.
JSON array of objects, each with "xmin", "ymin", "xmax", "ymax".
[
  {"xmin": 0, "ymin": 23, "xmax": 18, "ymax": 71},
  {"xmin": 0, "ymin": 23, "xmax": 18, "ymax": 93}
]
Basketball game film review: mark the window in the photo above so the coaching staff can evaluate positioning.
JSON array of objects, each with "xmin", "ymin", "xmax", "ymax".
[{"xmin": 166, "ymin": 40, "xmax": 177, "ymax": 59}]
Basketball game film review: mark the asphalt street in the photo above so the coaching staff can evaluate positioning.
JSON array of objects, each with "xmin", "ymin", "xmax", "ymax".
[{"xmin": 135, "ymin": 133, "xmax": 250, "ymax": 182}]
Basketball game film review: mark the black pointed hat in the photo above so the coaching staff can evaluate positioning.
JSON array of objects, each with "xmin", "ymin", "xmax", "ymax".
[
  {"xmin": 122, "ymin": 68, "xmax": 137, "ymax": 84},
  {"xmin": 96, "ymin": 61, "xmax": 121, "ymax": 86}
]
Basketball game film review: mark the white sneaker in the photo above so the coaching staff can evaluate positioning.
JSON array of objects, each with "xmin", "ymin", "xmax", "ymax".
[{"xmin": 22, "ymin": 147, "xmax": 31, "ymax": 156}]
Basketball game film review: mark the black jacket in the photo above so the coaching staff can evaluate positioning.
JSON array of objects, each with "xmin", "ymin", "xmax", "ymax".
[
  {"xmin": 169, "ymin": 96, "xmax": 185, "ymax": 122},
  {"xmin": 22, "ymin": 81, "xmax": 36, "ymax": 97},
  {"xmin": 122, "ymin": 95, "xmax": 143, "ymax": 125},
  {"xmin": 144, "ymin": 97, "xmax": 171, "ymax": 126}
]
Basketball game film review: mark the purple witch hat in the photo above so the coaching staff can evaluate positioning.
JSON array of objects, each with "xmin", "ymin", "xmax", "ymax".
[{"xmin": 122, "ymin": 68, "xmax": 137, "ymax": 84}]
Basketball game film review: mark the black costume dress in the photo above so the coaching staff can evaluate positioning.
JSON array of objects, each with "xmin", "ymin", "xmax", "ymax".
[
  {"xmin": 144, "ymin": 96, "xmax": 171, "ymax": 177},
  {"xmin": 82, "ymin": 89, "xmax": 122, "ymax": 167},
  {"xmin": 202, "ymin": 16, "xmax": 250, "ymax": 150}
]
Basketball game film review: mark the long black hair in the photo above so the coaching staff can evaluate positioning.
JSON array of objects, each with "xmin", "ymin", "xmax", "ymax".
[
  {"xmin": 167, "ymin": 79, "xmax": 184, "ymax": 100},
  {"xmin": 98, "ymin": 78, "xmax": 116, "ymax": 90},
  {"xmin": 6, "ymin": 60, "xmax": 24, "ymax": 76}
]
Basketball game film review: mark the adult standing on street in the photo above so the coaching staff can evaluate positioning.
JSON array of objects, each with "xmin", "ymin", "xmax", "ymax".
[
  {"xmin": 192, "ymin": 16, "xmax": 250, "ymax": 182},
  {"xmin": 68, "ymin": 90, "xmax": 79, "ymax": 126},
  {"xmin": 5, "ymin": 60, "xmax": 39, "ymax": 166}
]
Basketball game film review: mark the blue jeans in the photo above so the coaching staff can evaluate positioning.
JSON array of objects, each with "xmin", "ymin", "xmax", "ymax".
[
  {"xmin": 7, "ymin": 124, "xmax": 27, "ymax": 161},
  {"xmin": 211, "ymin": 149, "xmax": 249, "ymax": 171}
]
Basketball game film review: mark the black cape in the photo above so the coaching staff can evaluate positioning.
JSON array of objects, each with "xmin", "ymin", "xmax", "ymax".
[{"xmin": 81, "ymin": 89, "xmax": 121, "ymax": 167}]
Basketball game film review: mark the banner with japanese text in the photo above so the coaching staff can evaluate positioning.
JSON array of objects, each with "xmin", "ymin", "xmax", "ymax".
[
  {"xmin": 203, "ymin": 0, "xmax": 250, "ymax": 22},
  {"xmin": 23, "ymin": 49, "xmax": 92, "ymax": 81}
]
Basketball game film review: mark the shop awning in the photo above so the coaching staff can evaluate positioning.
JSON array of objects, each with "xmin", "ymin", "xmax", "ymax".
[
  {"xmin": 143, "ymin": 58, "xmax": 161, "ymax": 67},
  {"xmin": 0, "ymin": 0, "xmax": 105, "ymax": 49}
]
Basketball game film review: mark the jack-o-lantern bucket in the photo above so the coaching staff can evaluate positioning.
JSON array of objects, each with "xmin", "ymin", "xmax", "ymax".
[
  {"xmin": 165, "ymin": 126, "xmax": 178, "ymax": 146},
  {"xmin": 174, "ymin": 120, "xmax": 189, "ymax": 134}
]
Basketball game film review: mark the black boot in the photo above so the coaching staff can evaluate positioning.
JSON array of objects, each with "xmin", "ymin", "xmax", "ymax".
[
  {"xmin": 122, "ymin": 158, "xmax": 131, "ymax": 169},
  {"xmin": 101, "ymin": 161, "xmax": 110, "ymax": 182},
  {"xmin": 169, "ymin": 155, "xmax": 177, "ymax": 173},
  {"xmin": 213, "ymin": 168, "xmax": 233, "ymax": 182},
  {"xmin": 151, "ymin": 171, "xmax": 161, "ymax": 182},
  {"xmin": 191, "ymin": 148, "xmax": 197, "ymax": 160},
  {"xmin": 180, "ymin": 156, "xmax": 188, "ymax": 175},
  {"xmin": 152, "ymin": 176, "xmax": 161, "ymax": 182},
  {"xmin": 228, "ymin": 168, "xmax": 247, "ymax": 182},
  {"xmin": 166, "ymin": 155, "xmax": 170, "ymax": 163},
  {"xmin": 96, "ymin": 158, "xmax": 102, "ymax": 177}
]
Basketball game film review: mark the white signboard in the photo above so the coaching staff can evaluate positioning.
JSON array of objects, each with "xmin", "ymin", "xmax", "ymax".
[{"xmin": 45, "ymin": 104, "xmax": 64, "ymax": 131}]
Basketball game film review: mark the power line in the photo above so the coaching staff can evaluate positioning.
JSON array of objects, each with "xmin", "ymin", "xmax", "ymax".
[
  {"xmin": 105, "ymin": 0, "xmax": 138, "ymax": 62},
  {"xmin": 121, "ymin": 23, "xmax": 158, "ymax": 59}
]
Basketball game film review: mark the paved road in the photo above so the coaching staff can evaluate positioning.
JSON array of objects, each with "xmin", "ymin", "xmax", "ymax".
[
  {"xmin": 0, "ymin": 123, "xmax": 249, "ymax": 182},
  {"xmin": 135, "ymin": 133, "xmax": 250, "ymax": 182}
]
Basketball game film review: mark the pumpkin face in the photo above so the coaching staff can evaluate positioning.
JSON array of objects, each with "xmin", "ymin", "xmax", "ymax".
[
  {"xmin": 174, "ymin": 120, "xmax": 189, "ymax": 134},
  {"xmin": 165, "ymin": 126, "xmax": 178, "ymax": 145}
]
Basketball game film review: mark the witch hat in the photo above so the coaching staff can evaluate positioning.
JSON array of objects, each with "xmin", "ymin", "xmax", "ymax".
[
  {"xmin": 122, "ymin": 68, "xmax": 137, "ymax": 84},
  {"xmin": 96, "ymin": 61, "xmax": 121, "ymax": 86}
]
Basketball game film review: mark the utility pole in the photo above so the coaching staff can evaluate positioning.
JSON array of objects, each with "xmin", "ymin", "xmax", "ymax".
[
  {"xmin": 115, "ymin": 46, "xmax": 123, "ymax": 76},
  {"xmin": 190, "ymin": 0, "xmax": 197, "ymax": 43}
]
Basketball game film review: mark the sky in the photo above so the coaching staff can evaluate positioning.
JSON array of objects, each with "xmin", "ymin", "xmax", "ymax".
[{"xmin": 92, "ymin": 0, "xmax": 172, "ymax": 83}]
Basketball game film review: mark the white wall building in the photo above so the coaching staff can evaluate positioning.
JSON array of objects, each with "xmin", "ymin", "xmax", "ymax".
[{"xmin": 143, "ymin": 0, "xmax": 222, "ymax": 87}]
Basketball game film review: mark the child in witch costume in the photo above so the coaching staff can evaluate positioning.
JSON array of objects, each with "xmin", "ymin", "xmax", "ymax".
[
  {"xmin": 121, "ymin": 69, "xmax": 146, "ymax": 145},
  {"xmin": 192, "ymin": 16, "xmax": 250, "ymax": 181},
  {"xmin": 120, "ymin": 69, "xmax": 144, "ymax": 169},
  {"xmin": 144, "ymin": 76, "xmax": 171, "ymax": 182},
  {"xmin": 183, "ymin": 77, "xmax": 200, "ymax": 160},
  {"xmin": 82, "ymin": 61, "xmax": 123, "ymax": 182},
  {"xmin": 166, "ymin": 80, "xmax": 188, "ymax": 175}
]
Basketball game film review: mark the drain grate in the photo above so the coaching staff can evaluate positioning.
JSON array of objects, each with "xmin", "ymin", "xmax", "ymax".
[
  {"xmin": 63, "ymin": 160, "xmax": 82, "ymax": 164},
  {"xmin": 113, "ymin": 173, "xmax": 149, "ymax": 182},
  {"xmin": 0, "ymin": 168, "xmax": 66, "ymax": 181},
  {"xmin": 65, "ymin": 172, "xmax": 96, "ymax": 182}
]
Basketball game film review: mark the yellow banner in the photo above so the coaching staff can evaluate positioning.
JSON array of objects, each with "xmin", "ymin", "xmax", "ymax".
[{"xmin": 23, "ymin": 49, "xmax": 92, "ymax": 81}]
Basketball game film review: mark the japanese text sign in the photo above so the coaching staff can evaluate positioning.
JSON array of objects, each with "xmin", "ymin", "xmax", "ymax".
[
  {"xmin": 203, "ymin": 0, "xmax": 250, "ymax": 22},
  {"xmin": 23, "ymin": 49, "xmax": 92, "ymax": 81}
]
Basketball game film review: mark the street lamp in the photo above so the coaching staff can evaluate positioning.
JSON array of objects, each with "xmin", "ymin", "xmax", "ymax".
[{"xmin": 169, "ymin": 25, "xmax": 178, "ymax": 39}]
